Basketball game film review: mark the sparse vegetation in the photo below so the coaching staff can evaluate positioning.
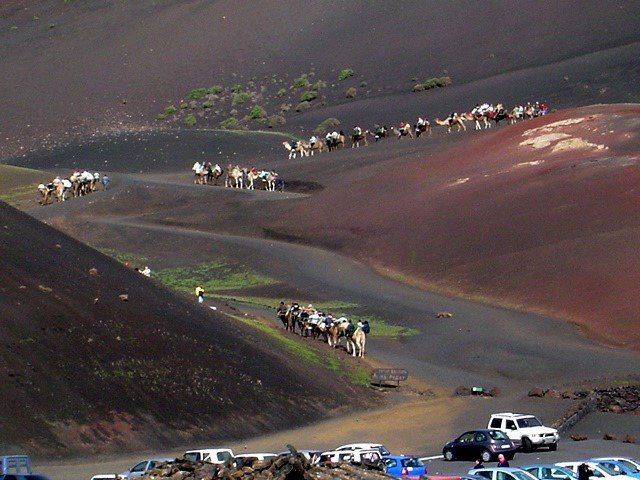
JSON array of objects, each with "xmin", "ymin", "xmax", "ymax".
[
  {"xmin": 267, "ymin": 115, "xmax": 286, "ymax": 128},
  {"xmin": 219, "ymin": 117, "xmax": 240, "ymax": 130},
  {"xmin": 155, "ymin": 261, "xmax": 275, "ymax": 294},
  {"xmin": 314, "ymin": 117, "xmax": 341, "ymax": 135},
  {"xmin": 292, "ymin": 75, "xmax": 310, "ymax": 89},
  {"xmin": 207, "ymin": 85, "xmax": 224, "ymax": 95},
  {"xmin": 276, "ymin": 88, "xmax": 287, "ymax": 97},
  {"xmin": 188, "ymin": 88, "xmax": 208, "ymax": 100},
  {"xmin": 183, "ymin": 114, "xmax": 197, "ymax": 126},
  {"xmin": 249, "ymin": 105, "xmax": 266, "ymax": 119},
  {"xmin": 295, "ymin": 101, "xmax": 311, "ymax": 112},
  {"xmin": 202, "ymin": 100, "xmax": 214, "ymax": 109},
  {"xmin": 231, "ymin": 92, "xmax": 251, "ymax": 106},
  {"xmin": 345, "ymin": 87, "xmax": 357, "ymax": 98},
  {"xmin": 412, "ymin": 76, "xmax": 452, "ymax": 92},
  {"xmin": 312, "ymin": 80, "xmax": 327, "ymax": 91},
  {"xmin": 163, "ymin": 105, "xmax": 177, "ymax": 116},
  {"xmin": 338, "ymin": 68, "xmax": 354, "ymax": 81},
  {"xmin": 299, "ymin": 90, "xmax": 317, "ymax": 102}
]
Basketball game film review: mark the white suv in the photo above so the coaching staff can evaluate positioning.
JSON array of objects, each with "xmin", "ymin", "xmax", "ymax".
[{"xmin": 488, "ymin": 413, "xmax": 559, "ymax": 452}]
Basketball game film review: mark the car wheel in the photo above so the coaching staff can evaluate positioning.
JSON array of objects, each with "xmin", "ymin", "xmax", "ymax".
[
  {"xmin": 549, "ymin": 442, "xmax": 557, "ymax": 451},
  {"xmin": 481, "ymin": 450, "xmax": 492, "ymax": 462},
  {"xmin": 443, "ymin": 449, "xmax": 454, "ymax": 461},
  {"xmin": 521, "ymin": 437, "xmax": 533, "ymax": 452}
]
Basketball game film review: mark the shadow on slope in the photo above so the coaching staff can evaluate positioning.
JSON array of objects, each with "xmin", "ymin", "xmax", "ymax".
[{"xmin": 0, "ymin": 202, "xmax": 375, "ymax": 458}]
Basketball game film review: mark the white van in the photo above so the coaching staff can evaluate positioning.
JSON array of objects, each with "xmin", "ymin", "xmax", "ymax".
[
  {"xmin": 183, "ymin": 448, "xmax": 234, "ymax": 464},
  {"xmin": 334, "ymin": 443, "xmax": 391, "ymax": 456},
  {"xmin": 315, "ymin": 449, "xmax": 382, "ymax": 465},
  {"xmin": 233, "ymin": 453, "xmax": 278, "ymax": 468}
]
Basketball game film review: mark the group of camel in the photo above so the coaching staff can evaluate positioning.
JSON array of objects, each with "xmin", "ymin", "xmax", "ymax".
[
  {"xmin": 192, "ymin": 162, "xmax": 282, "ymax": 191},
  {"xmin": 277, "ymin": 303, "xmax": 366, "ymax": 357},
  {"xmin": 282, "ymin": 102, "xmax": 549, "ymax": 158},
  {"xmin": 38, "ymin": 171, "xmax": 102, "ymax": 205}
]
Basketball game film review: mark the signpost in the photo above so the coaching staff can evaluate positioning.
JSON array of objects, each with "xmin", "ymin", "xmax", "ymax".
[{"xmin": 371, "ymin": 368, "xmax": 409, "ymax": 387}]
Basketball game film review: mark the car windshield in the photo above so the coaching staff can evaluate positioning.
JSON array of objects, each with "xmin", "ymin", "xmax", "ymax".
[
  {"xmin": 402, "ymin": 458, "xmax": 424, "ymax": 468},
  {"xmin": 616, "ymin": 461, "xmax": 639, "ymax": 473},
  {"xmin": 378, "ymin": 446, "xmax": 391, "ymax": 455},
  {"xmin": 512, "ymin": 472, "xmax": 536, "ymax": 480},
  {"xmin": 597, "ymin": 465, "xmax": 622, "ymax": 476},
  {"xmin": 488, "ymin": 430, "xmax": 509, "ymax": 440},
  {"xmin": 517, "ymin": 417, "xmax": 542, "ymax": 428}
]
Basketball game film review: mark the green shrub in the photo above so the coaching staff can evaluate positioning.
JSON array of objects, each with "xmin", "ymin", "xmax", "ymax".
[
  {"xmin": 312, "ymin": 80, "xmax": 327, "ymax": 91},
  {"xmin": 313, "ymin": 117, "xmax": 340, "ymax": 135},
  {"xmin": 188, "ymin": 88, "xmax": 208, "ymax": 100},
  {"xmin": 338, "ymin": 68, "xmax": 354, "ymax": 81},
  {"xmin": 207, "ymin": 85, "xmax": 224, "ymax": 94},
  {"xmin": 267, "ymin": 115, "xmax": 286, "ymax": 128},
  {"xmin": 180, "ymin": 102, "xmax": 188, "ymax": 109},
  {"xmin": 231, "ymin": 84, "xmax": 243, "ymax": 93},
  {"xmin": 231, "ymin": 92, "xmax": 251, "ymax": 105},
  {"xmin": 299, "ymin": 90, "xmax": 317, "ymax": 102},
  {"xmin": 163, "ymin": 105, "xmax": 177, "ymax": 115},
  {"xmin": 202, "ymin": 100, "xmax": 214, "ymax": 109},
  {"xmin": 219, "ymin": 117, "xmax": 239, "ymax": 130},
  {"xmin": 295, "ymin": 101, "xmax": 311, "ymax": 112},
  {"xmin": 183, "ymin": 114, "xmax": 197, "ymax": 126},
  {"xmin": 411, "ymin": 76, "xmax": 452, "ymax": 92},
  {"xmin": 292, "ymin": 75, "xmax": 310, "ymax": 89},
  {"xmin": 249, "ymin": 105, "xmax": 266, "ymax": 119},
  {"xmin": 276, "ymin": 88, "xmax": 287, "ymax": 97},
  {"xmin": 345, "ymin": 87, "xmax": 357, "ymax": 98},
  {"xmin": 156, "ymin": 113, "xmax": 167, "ymax": 120}
]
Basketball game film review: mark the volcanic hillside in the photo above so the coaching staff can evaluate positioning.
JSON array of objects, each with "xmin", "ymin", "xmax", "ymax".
[
  {"xmin": 269, "ymin": 104, "xmax": 640, "ymax": 350},
  {"xmin": 0, "ymin": 201, "xmax": 374, "ymax": 458},
  {"xmin": 1, "ymin": 1, "xmax": 640, "ymax": 159}
]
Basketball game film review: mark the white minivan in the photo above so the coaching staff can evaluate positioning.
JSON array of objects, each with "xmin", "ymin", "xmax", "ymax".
[{"xmin": 183, "ymin": 448, "xmax": 234, "ymax": 464}]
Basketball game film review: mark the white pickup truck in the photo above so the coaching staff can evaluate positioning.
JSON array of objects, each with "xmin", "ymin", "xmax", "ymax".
[{"xmin": 488, "ymin": 412, "xmax": 559, "ymax": 452}]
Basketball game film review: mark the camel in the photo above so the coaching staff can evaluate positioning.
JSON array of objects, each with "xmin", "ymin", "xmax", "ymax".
[
  {"xmin": 346, "ymin": 327, "xmax": 366, "ymax": 357},
  {"xmin": 327, "ymin": 318, "xmax": 349, "ymax": 348},
  {"xmin": 38, "ymin": 183, "xmax": 54, "ymax": 205},
  {"xmin": 207, "ymin": 164, "xmax": 224, "ymax": 185},
  {"xmin": 245, "ymin": 168, "xmax": 260, "ymax": 190},
  {"xmin": 461, "ymin": 112, "xmax": 491, "ymax": 130},
  {"xmin": 325, "ymin": 134, "xmax": 346, "ymax": 151},
  {"xmin": 282, "ymin": 141, "xmax": 308, "ymax": 159},
  {"xmin": 305, "ymin": 139, "xmax": 326, "ymax": 155},
  {"xmin": 390, "ymin": 124, "xmax": 414, "ymax": 139},
  {"xmin": 415, "ymin": 121, "xmax": 432, "ymax": 137},
  {"xmin": 259, "ymin": 170, "xmax": 278, "ymax": 191},
  {"xmin": 369, "ymin": 126, "xmax": 388, "ymax": 141},
  {"xmin": 225, "ymin": 164, "xmax": 244, "ymax": 188},
  {"xmin": 434, "ymin": 116, "xmax": 467, "ymax": 133},
  {"xmin": 487, "ymin": 105, "xmax": 514, "ymax": 126},
  {"xmin": 351, "ymin": 131, "xmax": 368, "ymax": 148}
]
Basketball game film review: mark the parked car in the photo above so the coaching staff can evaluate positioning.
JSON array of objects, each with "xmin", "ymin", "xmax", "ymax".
[
  {"xmin": 119, "ymin": 459, "xmax": 173, "ymax": 479},
  {"xmin": 335, "ymin": 443, "xmax": 391, "ymax": 456},
  {"xmin": 183, "ymin": 448, "xmax": 234, "ymax": 464},
  {"xmin": 588, "ymin": 460, "xmax": 640, "ymax": 479},
  {"xmin": 471, "ymin": 467, "xmax": 539, "ymax": 480},
  {"xmin": 556, "ymin": 462, "xmax": 636, "ymax": 480},
  {"xmin": 591, "ymin": 459, "xmax": 640, "ymax": 475},
  {"xmin": 0, "ymin": 476, "xmax": 50, "ymax": 480},
  {"xmin": 233, "ymin": 453, "xmax": 278, "ymax": 468},
  {"xmin": 382, "ymin": 455, "xmax": 426, "ymax": 479},
  {"xmin": 443, "ymin": 429, "xmax": 516, "ymax": 462},
  {"xmin": 316, "ymin": 449, "xmax": 383, "ymax": 465},
  {"xmin": 488, "ymin": 413, "xmax": 559, "ymax": 452},
  {"xmin": 521, "ymin": 464, "xmax": 578, "ymax": 480},
  {"xmin": 0, "ymin": 456, "xmax": 32, "ymax": 475}
]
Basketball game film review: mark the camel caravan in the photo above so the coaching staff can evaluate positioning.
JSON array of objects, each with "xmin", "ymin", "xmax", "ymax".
[
  {"xmin": 38, "ymin": 170, "xmax": 104, "ymax": 205},
  {"xmin": 276, "ymin": 302, "xmax": 369, "ymax": 357},
  {"xmin": 191, "ymin": 161, "xmax": 284, "ymax": 192},
  {"xmin": 280, "ymin": 100, "xmax": 550, "ymax": 158}
]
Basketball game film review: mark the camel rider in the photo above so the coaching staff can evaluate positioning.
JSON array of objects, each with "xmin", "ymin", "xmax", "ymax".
[
  {"xmin": 472, "ymin": 104, "xmax": 481, "ymax": 116},
  {"xmin": 417, "ymin": 117, "xmax": 426, "ymax": 127},
  {"xmin": 309, "ymin": 135, "xmax": 318, "ymax": 146},
  {"xmin": 353, "ymin": 126, "xmax": 362, "ymax": 137},
  {"xmin": 192, "ymin": 161, "xmax": 201, "ymax": 173},
  {"xmin": 345, "ymin": 320, "xmax": 355, "ymax": 337},
  {"xmin": 195, "ymin": 286, "xmax": 204, "ymax": 304},
  {"xmin": 361, "ymin": 320, "xmax": 370, "ymax": 334}
]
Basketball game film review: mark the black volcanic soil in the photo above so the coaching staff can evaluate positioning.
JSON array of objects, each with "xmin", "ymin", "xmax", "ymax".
[{"xmin": 0, "ymin": 202, "xmax": 376, "ymax": 457}]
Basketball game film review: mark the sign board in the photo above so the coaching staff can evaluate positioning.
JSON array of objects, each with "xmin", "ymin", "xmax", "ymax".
[{"xmin": 371, "ymin": 368, "xmax": 409, "ymax": 386}]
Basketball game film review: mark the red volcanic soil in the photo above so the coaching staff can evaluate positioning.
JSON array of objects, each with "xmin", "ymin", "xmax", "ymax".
[
  {"xmin": 0, "ymin": 202, "xmax": 375, "ymax": 457},
  {"xmin": 1, "ymin": 1, "xmax": 640, "ymax": 158},
  {"xmin": 271, "ymin": 104, "xmax": 640, "ymax": 349}
]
